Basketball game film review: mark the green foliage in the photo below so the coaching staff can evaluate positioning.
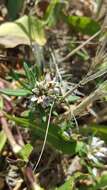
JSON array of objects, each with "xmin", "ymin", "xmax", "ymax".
[
  {"xmin": 67, "ymin": 95, "xmax": 80, "ymax": 103},
  {"xmin": 5, "ymin": 114, "xmax": 77, "ymax": 155},
  {"xmin": 87, "ymin": 124, "xmax": 107, "ymax": 143},
  {"xmin": 23, "ymin": 62, "xmax": 36, "ymax": 88},
  {"xmin": 93, "ymin": 173, "xmax": 107, "ymax": 189},
  {"xmin": 66, "ymin": 16, "xmax": 100, "ymax": 35},
  {"xmin": 76, "ymin": 141, "xmax": 87, "ymax": 156},
  {"xmin": 0, "ymin": 1, "xmax": 106, "ymax": 189},
  {"xmin": 6, "ymin": 0, "xmax": 24, "ymax": 20},
  {"xmin": 55, "ymin": 177, "xmax": 74, "ymax": 190},
  {"xmin": 44, "ymin": 0, "xmax": 65, "ymax": 27},
  {"xmin": 18, "ymin": 143, "xmax": 33, "ymax": 162}
]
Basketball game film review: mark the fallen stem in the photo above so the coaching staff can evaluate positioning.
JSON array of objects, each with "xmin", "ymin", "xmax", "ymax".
[{"xmin": 58, "ymin": 30, "xmax": 101, "ymax": 63}]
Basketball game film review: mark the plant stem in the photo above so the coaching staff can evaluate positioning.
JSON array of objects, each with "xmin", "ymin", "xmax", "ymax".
[
  {"xmin": 33, "ymin": 102, "xmax": 54, "ymax": 172},
  {"xmin": 0, "ymin": 112, "xmax": 22, "ymax": 153}
]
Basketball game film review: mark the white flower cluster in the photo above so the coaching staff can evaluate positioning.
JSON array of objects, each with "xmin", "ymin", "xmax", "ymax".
[
  {"xmin": 30, "ymin": 77, "xmax": 61, "ymax": 108},
  {"xmin": 87, "ymin": 137, "xmax": 107, "ymax": 164}
]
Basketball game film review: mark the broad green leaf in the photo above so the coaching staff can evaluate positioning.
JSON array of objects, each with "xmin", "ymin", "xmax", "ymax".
[
  {"xmin": 0, "ymin": 15, "xmax": 46, "ymax": 48},
  {"xmin": 19, "ymin": 143, "xmax": 33, "ymax": 162},
  {"xmin": 6, "ymin": 0, "xmax": 24, "ymax": 20},
  {"xmin": 5, "ymin": 114, "xmax": 77, "ymax": 155},
  {"xmin": 55, "ymin": 177, "xmax": 74, "ymax": 190},
  {"xmin": 0, "ymin": 130, "xmax": 7, "ymax": 153},
  {"xmin": 66, "ymin": 16, "xmax": 100, "ymax": 35},
  {"xmin": 0, "ymin": 88, "xmax": 32, "ymax": 96}
]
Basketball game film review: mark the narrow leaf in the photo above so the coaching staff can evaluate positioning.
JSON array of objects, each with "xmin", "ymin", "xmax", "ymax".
[
  {"xmin": 0, "ymin": 130, "xmax": 7, "ymax": 153},
  {"xmin": 44, "ymin": 0, "xmax": 65, "ymax": 27},
  {"xmin": 5, "ymin": 114, "xmax": 77, "ymax": 155},
  {"xmin": 0, "ymin": 88, "xmax": 32, "ymax": 96}
]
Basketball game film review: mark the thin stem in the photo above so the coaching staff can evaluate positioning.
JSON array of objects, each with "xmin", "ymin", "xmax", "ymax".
[
  {"xmin": 33, "ymin": 102, "xmax": 54, "ymax": 172},
  {"xmin": 58, "ymin": 30, "xmax": 101, "ymax": 63}
]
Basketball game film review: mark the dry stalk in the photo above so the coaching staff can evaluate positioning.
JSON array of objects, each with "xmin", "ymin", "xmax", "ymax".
[
  {"xmin": 56, "ymin": 83, "xmax": 107, "ymax": 123},
  {"xmin": 58, "ymin": 30, "xmax": 101, "ymax": 63},
  {"xmin": 0, "ymin": 112, "xmax": 22, "ymax": 153}
]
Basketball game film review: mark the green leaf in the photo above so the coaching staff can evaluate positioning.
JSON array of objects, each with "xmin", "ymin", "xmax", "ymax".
[
  {"xmin": 0, "ymin": 130, "xmax": 7, "ymax": 153},
  {"xmin": 0, "ymin": 88, "xmax": 32, "ymax": 96},
  {"xmin": 67, "ymin": 95, "xmax": 80, "ymax": 103},
  {"xmin": 10, "ymin": 70, "xmax": 25, "ymax": 81},
  {"xmin": 23, "ymin": 62, "xmax": 36, "ymax": 88},
  {"xmin": 44, "ymin": 0, "xmax": 65, "ymax": 27},
  {"xmin": 19, "ymin": 143, "xmax": 33, "ymax": 162},
  {"xmin": 66, "ymin": 16, "xmax": 100, "ymax": 35},
  {"xmin": 23, "ymin": 62, "xmax": 31, "ymax": 82},
  {"xmin": 5, "ymin": 114, "xmax": 77, "ymax": 155},
  {"xmin": 94, "ymin": 174, "xmax": 107, "ymax": 189},
  {"xmin": 0, "ymin": 15, "xmax": 46, "ymax": 48},
  {"xmin": 80, "ymin": 124, "xmax": 107, "ymax": 142},
  {"xmin": 21, "ymin": 110, "xmax": 31, "ymax": 117},
  {"xmin": 55, "ymin": 177, "xmax": 74, "ymax": 190},
  {"xmin": 6, "ymin": 0, "xmax": 24, "ymax": 20},
  {"xmin": 0, "ymin": 96, "xmax": 4, "ymax": 110},
  {"xmin": 76, "ymin": 141, "xmax": 87, "ymax": 156}
]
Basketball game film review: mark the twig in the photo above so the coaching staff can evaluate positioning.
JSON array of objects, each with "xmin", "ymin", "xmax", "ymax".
[
  {"xmin": 62, "ymin": 66, "xmax": 107, "ymax": 100},
  {"xmin": 33, "ymin": 102, "xmax": 54, "ymax": 172},
  {"xmin": 58, "ymin": 30, "xmax": 101, "ymax": 63}
]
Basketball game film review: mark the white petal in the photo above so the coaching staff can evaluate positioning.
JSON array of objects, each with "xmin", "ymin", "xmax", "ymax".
[
  {"xmin": 31, "ymin": 96, "xmax": 37, "ymax": 102},
  {"xmin": 88, "ymin": 153, "xmax": 98, "ymax": 163},
  {"xmin": 100, "ymin": 147, "xmax": 107, "ymax": 154},
  {"xmin": 92, "ymin": 168, "xmax": 98, "ymax": 177},
  {"xmin": 91, "ymin": 137, "xmax": 104, "ymax": 148},
  {"xmin": 95, "ymin": 152, "xmax": 105, "ymax": 158},
  {"xmin": 91, "ymin": 137, "xmax": 99, "ymax": 146}
]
